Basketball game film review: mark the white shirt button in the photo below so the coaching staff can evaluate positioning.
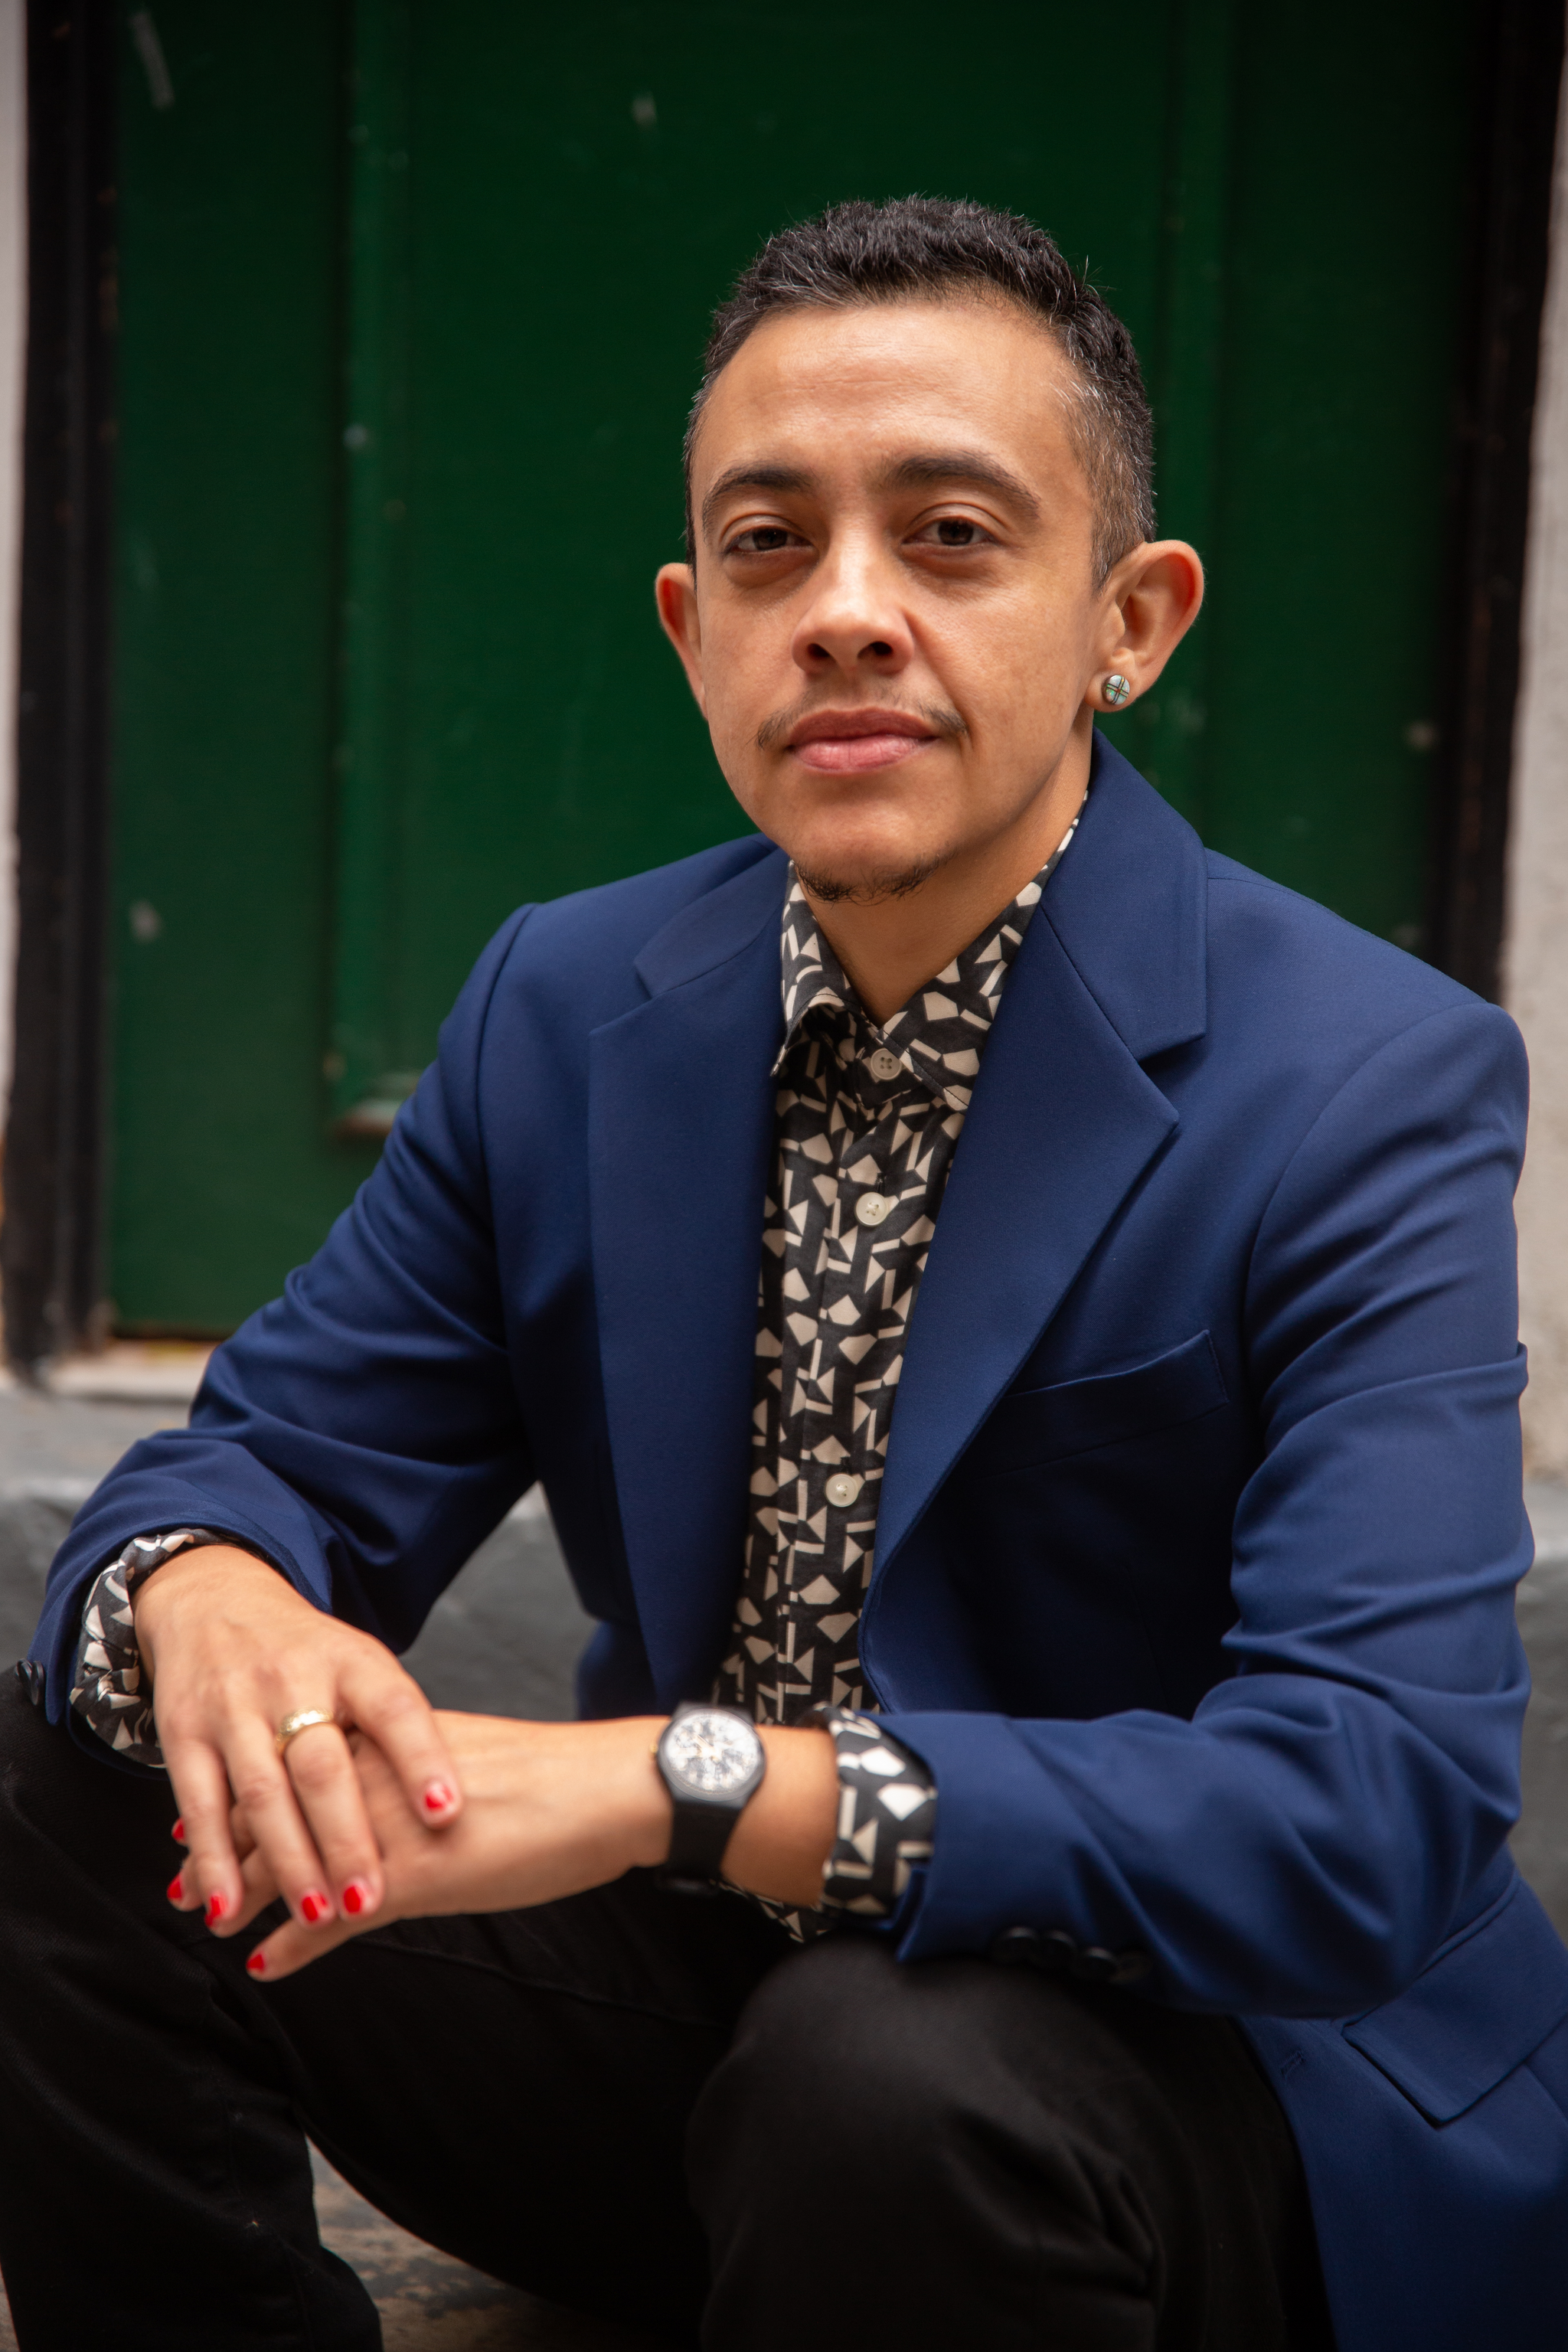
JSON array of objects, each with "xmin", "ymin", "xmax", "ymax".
[
  {"xmin": 825, "ymin": 1472, "xmax": 863, "ymax": 1508},
  {"xmin": 855, "ymin": 1192, "xmax": 896, "ymax": 1228},
  {"xmin": 867, "ymin": 1047, "xmax": 902, "ymax": 1083}
]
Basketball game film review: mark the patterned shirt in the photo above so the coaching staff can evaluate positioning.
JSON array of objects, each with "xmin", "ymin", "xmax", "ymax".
[
  {"xmin": 716, "ymin": 825, "xmax": 1077, "ymax": 1918},
  {"xmin": 70, "ymin": 823, "xmax": 1078, "ymax": 1922}
]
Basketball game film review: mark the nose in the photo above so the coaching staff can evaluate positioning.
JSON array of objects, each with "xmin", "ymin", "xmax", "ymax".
[{"xmin": 789, "ymin": 531, "xmax": 913, "ymax": 681}]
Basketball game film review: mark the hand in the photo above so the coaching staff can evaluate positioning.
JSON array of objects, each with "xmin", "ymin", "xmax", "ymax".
[
  {"xmin": 142, "ymin": 1546, "xmax": 462, "ymax": 1942},
  {"xmin": 233, "ymin": 1710, "xmax": 839, "ymax": 1980}
]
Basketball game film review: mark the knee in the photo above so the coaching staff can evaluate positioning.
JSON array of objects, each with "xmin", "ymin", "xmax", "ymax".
[
  {"xmin": 0, "ymin": 1669, "xmax": 67, "ymax": 1832},
  {"xmin": 0, "ymin": 1671, "xmax": 176, "ymax": 1908},
  {"xmin": 694, "ymin": 1934, "xmax": 994, "ymax": 2180}
]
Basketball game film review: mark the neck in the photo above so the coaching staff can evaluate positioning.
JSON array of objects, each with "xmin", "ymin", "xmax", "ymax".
[{"xmin": 802, "ymin": 732, "xmax": 1089, "ymax": 1025}]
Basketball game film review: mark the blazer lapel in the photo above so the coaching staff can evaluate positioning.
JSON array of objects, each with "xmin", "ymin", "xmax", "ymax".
[
  {"xmin": 588, "ymin": 847, "xmax": 789, "ymax": 1704},
  {"xmin": 869, "ymin": 745, "xmax": 1210, "ymax": 1610}
]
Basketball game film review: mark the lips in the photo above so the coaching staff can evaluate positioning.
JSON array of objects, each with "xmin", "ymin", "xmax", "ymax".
[{"xmin": 786, "ymin": 710, "xmax": 937, "ymax": 776}]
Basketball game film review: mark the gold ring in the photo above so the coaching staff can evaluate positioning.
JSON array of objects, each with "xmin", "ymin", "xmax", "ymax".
[{"xmin": 275, "ymin": 1708, "xmax": 338, "ymax": 1757}]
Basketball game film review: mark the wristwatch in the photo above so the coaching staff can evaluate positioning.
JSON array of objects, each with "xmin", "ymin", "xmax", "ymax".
[{"xmin": 655, "ymin": 1703, "xmax": 767, "ymax": 1893}]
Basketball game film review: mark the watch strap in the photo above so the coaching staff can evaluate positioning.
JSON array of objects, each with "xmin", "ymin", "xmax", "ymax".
[{"xmin": 661, "ymin": 1797, "xmax": 740, "ymax": 1889}]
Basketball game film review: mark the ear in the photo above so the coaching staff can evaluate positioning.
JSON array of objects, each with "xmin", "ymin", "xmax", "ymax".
[
  {"xmin": 1086, "ymin": 541, "xmax": 1204, "ymax": 713},
  {"xmin": 655, "ymin": 563, "xmax": 707, "ymax": 717}
]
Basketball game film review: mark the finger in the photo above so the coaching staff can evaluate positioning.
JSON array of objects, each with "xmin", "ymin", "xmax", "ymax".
[
  {"xmin": 162, "ymin": 1736, "xmax": 248, "ymax": 1926},
  {"xmin": 341, "ymin": 1662, "xmax": 463, "ymax": 1830},
  {"xmin": 280, "ymin": 1718, "xmax": 394, "ymax": 1922},
  {"xmin": 245, "ymin": 1905, "xmax": 370, "ymax": 1984},
  {"xmin": 215, "ymin": 1719, "xmax": 365, "ymax": 1935},
  {"xmin": 224, "ymin": 1835, "xmax": 285, "ymax": 1935}
]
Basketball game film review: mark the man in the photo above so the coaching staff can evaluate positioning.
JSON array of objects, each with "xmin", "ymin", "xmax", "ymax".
[{"xmin": 0, "ymin": 197, "xmax": 1561, "ymax": 2350}]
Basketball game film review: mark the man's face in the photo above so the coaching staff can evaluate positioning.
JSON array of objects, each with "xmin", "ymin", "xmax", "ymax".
[{"xmin": 658, "ymin": 297, "xmax": 1116, "ymax": 898}]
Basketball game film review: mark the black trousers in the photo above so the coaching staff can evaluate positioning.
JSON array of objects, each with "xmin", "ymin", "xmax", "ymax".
[{"xmin": 0, "ymin": 1679, "xmax": 1332, "ymax": 2350}]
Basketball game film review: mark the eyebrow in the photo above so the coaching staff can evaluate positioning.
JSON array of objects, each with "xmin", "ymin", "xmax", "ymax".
[
  {"xmin": 701, "ymin": 465, "xmax": 813, "ymax": 535},
  {"xmin": 700, "ymin": 448, "xmax": 1040, "ymax": 538},
  {"xmin": 877, "ymin": 450, "xmax": 1040, "ymax": 519}
]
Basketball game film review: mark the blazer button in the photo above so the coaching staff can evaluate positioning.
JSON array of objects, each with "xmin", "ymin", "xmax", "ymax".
[
  {"xmin": 1109, "ymin": 1948, "xmax": 1153, "ymax": 1985},
  {"xmin": 988, "ymin": 1926, "xmax": 1042, "ymax": 1966},
  {"xmin": 1073, "ymin": 1945, "xmax": 1119, "ymax": 1985}
]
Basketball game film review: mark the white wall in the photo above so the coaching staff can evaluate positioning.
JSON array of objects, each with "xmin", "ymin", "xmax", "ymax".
[
  {"xmin": 0, "ymin": 0, "xmax": 23, "ymax": 1122},
  {"xmin": 1506, "ymin": 47, "xmax": 1568, "ymax": 1480}
]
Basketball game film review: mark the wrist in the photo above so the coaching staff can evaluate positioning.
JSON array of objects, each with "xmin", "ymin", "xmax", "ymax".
[
  {"xmin": 720, "ymin": 1723, "xmax": 836, "ymax": 1908},
  {"xmin": 608, "ymin": 1717, "xmax": 676, "ymax": 1873},
  {"xmin": 131, "ymin": 1543, "xmax": 284, "ymax": 1662}
]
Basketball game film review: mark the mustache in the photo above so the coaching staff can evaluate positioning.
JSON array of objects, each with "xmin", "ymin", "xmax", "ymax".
[{"xmin": 754, "ymin": 695, "xmax": 969, "ymax": 753}]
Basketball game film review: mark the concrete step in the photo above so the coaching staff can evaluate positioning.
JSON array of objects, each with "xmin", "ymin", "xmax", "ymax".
[
  {"xmin": 0, "ymin": 1384, "xmax": 596, "ymax": 1724},
  {"xmin": 305, "ymin": 2148, "xmax": 655, "ymax": 2349}
]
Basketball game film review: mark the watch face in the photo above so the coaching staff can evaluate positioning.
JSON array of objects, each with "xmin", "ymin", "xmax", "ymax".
[{"xmin": 664, "ymin": 1710, "xmax": 762, "ymax": 1797}]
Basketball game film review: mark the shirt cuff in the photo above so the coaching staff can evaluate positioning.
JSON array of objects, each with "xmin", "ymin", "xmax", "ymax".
[
  {"xmin": 809, "ymin": 1707, "xmax": 936, "ymax": 1918},
  {"xmin": 67, "ymin": 1529, "xmax": 237, "ymax": 1766}
]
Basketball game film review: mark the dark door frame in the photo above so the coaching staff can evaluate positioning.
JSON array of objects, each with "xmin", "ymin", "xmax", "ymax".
[
  {"xmin": 4, "ymin": 0, "xmax": 117, "ymax": 1370},
  {"xmin": 2, "ymin": 0, "xmax": 1563, "ymax": 1362},
  {"xmin": 1427, "ymin": 0, "xmax": 1566, "ymax": 996}
]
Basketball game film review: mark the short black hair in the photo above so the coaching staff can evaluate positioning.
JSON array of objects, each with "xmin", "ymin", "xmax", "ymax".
[{"xmin": 684, "ymin": 196, "xmax": 1155, "ymax": 583}]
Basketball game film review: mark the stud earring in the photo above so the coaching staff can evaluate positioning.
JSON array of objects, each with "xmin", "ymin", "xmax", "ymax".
[{"xmin": 1102, "ymin": 674, "xmax": 1132, "ymax": 707}]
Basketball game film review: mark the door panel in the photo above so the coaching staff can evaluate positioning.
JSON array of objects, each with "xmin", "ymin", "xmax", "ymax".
[
  {"xmin": 1196, "ymin": 1, "xmax": 1473, "ymax": 940},
  {"xmin": 109, "ymin": 0, "xmax": 1485, "ymax": 1328},
  {"xmin": 111, "ymin": 3, "xmax": 379, "ymax": 1333}
]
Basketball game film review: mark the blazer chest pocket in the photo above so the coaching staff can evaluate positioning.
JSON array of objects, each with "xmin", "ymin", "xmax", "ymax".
[{"xmin": 974, "ymin": 1331, "xmax": 1230, "ymax": 1475}]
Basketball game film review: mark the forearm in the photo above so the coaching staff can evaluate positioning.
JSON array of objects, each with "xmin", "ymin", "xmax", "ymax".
[{"xmin": 392, "ymin": 1714, "xmax": 838, "ymax": 1903}]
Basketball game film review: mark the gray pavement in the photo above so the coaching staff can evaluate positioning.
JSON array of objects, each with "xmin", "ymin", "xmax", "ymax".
[
  {"xmin": 1514, "ymin": 1477, "xmax": 1568, "ymax": 1929},
  {"xmin": 0, "ymin": 1381, "xmax": 596, "ymax": 1722}
]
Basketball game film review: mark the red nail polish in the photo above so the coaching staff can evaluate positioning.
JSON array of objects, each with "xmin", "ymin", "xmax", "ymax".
[
  {"xmin": 166, "ymin": 1873, "xmax": 183, "ymax": 1903},
  {"xmin": 171, "ymin": 1817, "xmax": 185, "ymax": 1844},
  {"xmin": 205, "ymin": 1891, "xmax": 226, "ymax": 1926},
  {"xmin": 246, "ymin": 1950, "xmax": 266, "ymax": 1976},
  {"xmin": 423, "ymin": 1782, "xmax": 453, "ymax": 1814},
  {"xmin": 300, "ymin": 1891, "xmax": 331, "ymax": 1926},
  {"xmin": 341, "ymin": 1880, "xmax": 369, "ymax": 1916}
]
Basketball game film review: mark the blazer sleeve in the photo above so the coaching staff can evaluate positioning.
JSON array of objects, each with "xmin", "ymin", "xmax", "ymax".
[
  {"xmin": 29, "ymin": 906, "xmax": 540, "ymax": 1731},
  {"xmin": 884, "ymin": 997, "xmax": 1534, "ymax": 2016}
]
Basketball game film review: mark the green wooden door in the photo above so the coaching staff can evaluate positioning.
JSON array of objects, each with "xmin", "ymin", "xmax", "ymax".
[{"xmin": 109, "ymin": 0, "xmax": 1481, "ymax": 1331}]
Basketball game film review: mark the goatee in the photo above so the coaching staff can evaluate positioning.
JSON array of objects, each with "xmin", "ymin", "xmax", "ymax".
[{"xmin": 792, "ymin": 858, "xmax": 940, "ymax": 906}]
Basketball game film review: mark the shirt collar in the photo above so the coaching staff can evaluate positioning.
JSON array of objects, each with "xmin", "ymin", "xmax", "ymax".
[{"xmin": 774, "ymin": 802, "xmax": 1083, "ymax": 1111}]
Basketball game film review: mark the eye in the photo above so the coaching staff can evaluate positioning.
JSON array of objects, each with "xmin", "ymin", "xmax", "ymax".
[
  {"xmin": 725, "ymin": 524, "xmax": 805, "ymax": 556},
  {"xmin": 910, "ymin": 514, "xmax": 997, "ymax": 550}
]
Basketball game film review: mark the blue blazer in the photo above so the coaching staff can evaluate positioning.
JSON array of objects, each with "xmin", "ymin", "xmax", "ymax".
[{"xmin": 35, "ymin": 741, "xmax": 1568, "ymax": 2347}]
